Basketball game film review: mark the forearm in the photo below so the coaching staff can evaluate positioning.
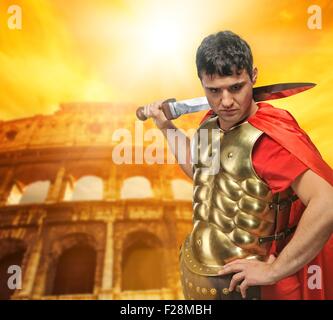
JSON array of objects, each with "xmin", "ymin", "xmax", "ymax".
[
  {"xmin": 160, "ymin": 121, "xmax": 193, "ymax": 179},
  {"xmin": 271, "ymin": 197, "xmax": 333, "ymax": 282}
]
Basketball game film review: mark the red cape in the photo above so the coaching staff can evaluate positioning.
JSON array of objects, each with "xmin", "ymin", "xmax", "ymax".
[{"xmin": 200, "ymin": 103, "xmax": 333, "ymax": 299}]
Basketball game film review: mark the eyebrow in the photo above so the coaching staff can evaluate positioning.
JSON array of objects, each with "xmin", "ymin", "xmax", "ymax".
[{"xmin": 204, "ymin": 81, "xmax": 246, "ymax": 90}]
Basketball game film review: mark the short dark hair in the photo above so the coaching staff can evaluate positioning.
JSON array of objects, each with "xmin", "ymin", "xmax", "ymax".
[{"xmin": 196, "ymin": 31, "xmax": 253, "ymax": 80}]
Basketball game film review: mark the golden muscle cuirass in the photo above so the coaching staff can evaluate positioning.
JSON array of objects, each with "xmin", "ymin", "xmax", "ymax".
[{"xmin": 182, "ymin": 116, "xmax": 279, "ymax": 277}]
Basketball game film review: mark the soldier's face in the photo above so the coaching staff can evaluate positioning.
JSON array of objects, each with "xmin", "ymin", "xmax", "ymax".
[{"xmin": 201, "ymin": 67, "xmax": 258, "ymax": 130}]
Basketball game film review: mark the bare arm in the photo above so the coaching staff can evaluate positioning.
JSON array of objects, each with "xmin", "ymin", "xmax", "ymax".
[
  {"xmin": 143, "ymin": 101, "xmax": 193, "ymax": 179},
  {"xmin": 270, "ymin": 169, "xmax": 333, "ymax": 280}
]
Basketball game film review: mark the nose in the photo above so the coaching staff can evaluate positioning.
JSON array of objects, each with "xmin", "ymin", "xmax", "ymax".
[{"xmin": 219, "ymin": 91, "xmax": 234, "ymax": 109}]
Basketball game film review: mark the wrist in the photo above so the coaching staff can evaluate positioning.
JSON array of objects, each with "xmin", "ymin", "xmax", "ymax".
[
  {"xmin": 269, "ymin": 261, "xmax": 283, "ymax": 284},
  {"xmin": 157, "ymin": 120, "xmax": 174, "ymax": 131}
]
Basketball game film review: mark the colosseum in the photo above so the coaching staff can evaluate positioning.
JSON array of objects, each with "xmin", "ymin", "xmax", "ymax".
[{"xmin": 0, "ymin": 102, "xmax": 197, "ymax": 300}]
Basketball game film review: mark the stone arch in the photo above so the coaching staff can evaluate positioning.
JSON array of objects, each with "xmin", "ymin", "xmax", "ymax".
[
  {"xmin": 0, "ymin": 238, "xmax": 27, "ymax": 300},
  {"xmin": 45, "ymin": 233, "xmax": 98, "ymax": 295},
  {"xmin": 171, "ymin": 179, "xmax": 192, "ymax": 200},
  {"xmin": 13, "ymin": 163, "xmax": 59, "ymax": 186},
  {"xmin": 121, "ymin": 231, "xmax": 165, "ymax": 291},
  {"xmin": 6, "ymin": 181, "xmax": 23, "ymax": 205},
  {"xmin": 51, "ymin": 245, "xmax": 96, "ymax": 295},
  {"xmin": 120, "ymin": 176, "xmax": 153, "ymax": 199},
  {"xmin": 19, "ymin": 181, "xmax": 50, "ymax": 204},
  {"xmin": 6, "ymin": 179, "xmax": 51, "ymax": 205},
  {"xmin": 65, "ymin": 175, "xmax": 104, "ymax": 201},
  {"xmin": 65, "ymin": 161, "xmax": 108, "ymax": 182},
  {"xmin": 4, "ymin": 163, "xmax": 59, "ymax": 205}
]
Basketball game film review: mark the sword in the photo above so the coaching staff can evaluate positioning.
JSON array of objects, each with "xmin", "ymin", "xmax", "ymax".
[{"xmin": 136, "ymin": 82, "xmax": 316, "ymax": 121}]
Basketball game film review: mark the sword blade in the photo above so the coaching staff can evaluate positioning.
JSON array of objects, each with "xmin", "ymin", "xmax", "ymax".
[
  {"xmin": 168, "ymin": 96, "xmax": 209, "ymax": 118},
  {"xmin": 167, "ymin": 82, "xmax": 316, "ymax": 119},
  {"xmin": 253, "ymin": 82, "xmax": 316, "ymax": 101}
]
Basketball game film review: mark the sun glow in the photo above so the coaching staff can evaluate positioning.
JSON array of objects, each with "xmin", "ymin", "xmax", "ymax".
[
  {"xmin": 144, "ymin": 18, "xmax": 182, "ymax": 56},
  {"xmin": 0, "ymin": 0, "xmax": 332, "ymax": 165}
]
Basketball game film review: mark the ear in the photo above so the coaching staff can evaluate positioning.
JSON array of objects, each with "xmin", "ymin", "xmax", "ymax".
[{"xmin": 252, "ymin": 67, "xmax": 258, "ymax": 85}]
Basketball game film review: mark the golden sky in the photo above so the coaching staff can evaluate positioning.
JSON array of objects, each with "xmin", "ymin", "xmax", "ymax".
[{"xmin": 0, "ymin": 0, "xmax": 332, "ymax": 163}]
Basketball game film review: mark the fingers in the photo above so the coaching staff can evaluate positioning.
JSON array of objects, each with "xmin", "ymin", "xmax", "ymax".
[
  {"xmin": 224, "ymin": 259, "xmax": 248, "ymax": 266},
  {"xmin": 218, "ymin": 263, "xmax": 245, "ymax": 275},
  {"xmin": 143, "ymin": 105, "xmax": 153, "ymax": 118},
  {"xmin": 142, "ymin": 101, "xmax": 163, "ymax": 119},
  {"xmin": 229, "ymin": 272, "xmax": 245, "ymax": 292},
  {"xmin": 239, "ymin": 280, "xmax": 249, "ymax": 299},
  {"xmin": 220, "ymin": 268, "xmax": 248, "ymax": 298}
]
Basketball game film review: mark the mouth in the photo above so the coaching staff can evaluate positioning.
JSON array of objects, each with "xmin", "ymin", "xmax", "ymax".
[{"xmin": 219, "ymin": 109, "xmax": 238, "ymax": 114}]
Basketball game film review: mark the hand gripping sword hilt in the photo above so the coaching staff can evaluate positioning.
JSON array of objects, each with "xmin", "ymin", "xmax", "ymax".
[{"xmin": 136, "ymin": 98, "xmax": 176, "ymax": 121}]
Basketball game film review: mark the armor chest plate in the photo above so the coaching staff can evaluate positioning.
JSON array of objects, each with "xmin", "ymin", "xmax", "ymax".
[{"xmin": 186, "ymin": 116, "xmax": 276, "ymax": 276}]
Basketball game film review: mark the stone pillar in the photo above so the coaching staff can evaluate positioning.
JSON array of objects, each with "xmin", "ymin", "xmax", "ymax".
[
  {"xmin": 151, "ymin": 174, "xmax": 172, "ymax": 200},
  {"xmin": 162, "ymin": 178, "xmax": 173, "ymax": 200},
  {"xmin": 112, "ymin": 232, "xmax": 123, "ymax": 297},
  {"xmin": 151, "ymin": 176, "xmax": 162, "ymax": 199},
  {"xmin": 45, "ymin": 166, "xmax": 66, "ymax": 203},
  {"xmin": 14, "ymin": 236, "xmax": 43, "ymax": 299},
  {"xmin": 0, "ymin": 168, "xmax": 15, "ymax": 205},
  {"xmin": 104, "ymin": 166, "xmax": 120, "ymax": 200},
  {"xmin": 99, "ymin": 218, "xmax": 114, "ymax": 299}
]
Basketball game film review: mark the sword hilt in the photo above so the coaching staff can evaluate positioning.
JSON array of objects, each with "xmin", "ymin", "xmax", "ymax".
[
  {"xmin": 136, "ymin": 98, "xmax": 176, "ymax": 121},
  {"xmin": 135, "ymin": 107, "xmax": 148, "ymax": 121}
]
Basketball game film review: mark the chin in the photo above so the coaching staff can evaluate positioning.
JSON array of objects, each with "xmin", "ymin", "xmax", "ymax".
[{"xmin": 219, "ymin": 114, "xmax": 240, "ymax": 122}]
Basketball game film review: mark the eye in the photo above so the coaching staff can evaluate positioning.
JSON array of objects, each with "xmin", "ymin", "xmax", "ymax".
[
  {"xmin": 230, "ymin": 84, "xmax": 243, "ymax": 92},
  {"xmin": 209, "ymin": 88, "xmax": 219, "ymax": 94}
]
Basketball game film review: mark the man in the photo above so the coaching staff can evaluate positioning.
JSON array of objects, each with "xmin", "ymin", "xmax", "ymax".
[{"xmin": 142, "ymin": 31, "xmax": 333, "ymax": 300}]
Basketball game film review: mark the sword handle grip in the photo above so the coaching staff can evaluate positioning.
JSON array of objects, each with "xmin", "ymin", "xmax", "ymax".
[{"xmin": 136, "ymin": 98, "xmax": 176, "ymax": 121}]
